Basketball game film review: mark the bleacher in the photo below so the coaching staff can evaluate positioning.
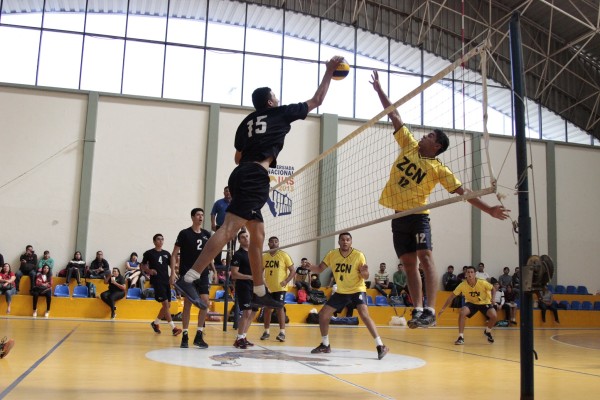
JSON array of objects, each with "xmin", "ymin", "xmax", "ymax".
[{"xmin": 2, "ymin": 279, "xmax": 600, "ymax": 328}]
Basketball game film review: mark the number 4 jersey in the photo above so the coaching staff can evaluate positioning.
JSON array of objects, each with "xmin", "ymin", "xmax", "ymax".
[{"xmin": 322, "ymin": 248, "xmax": 367, "ymax": 294}]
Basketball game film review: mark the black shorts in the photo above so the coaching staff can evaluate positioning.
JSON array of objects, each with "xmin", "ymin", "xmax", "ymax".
[
  {"xmin": 465, "ymin": 302, "xmax": 493, "ymax": 318},
  {"xmin": 235, "ymin": 281, "xmax": 258, "ymax": 311},
  {"xmin": 152, "ymin": 281, "xmax": 171, "ymax": 303},
  {"xmin": 325, "ymin": 292, "xmax": 367, "ymax": 310},
  {"xmin": 391, "ymin": 214, "xmax": 433, "ymax": 257},
  {"xmin": 227, "ymin": 162, "xmax": 270, "ymax": 222}
]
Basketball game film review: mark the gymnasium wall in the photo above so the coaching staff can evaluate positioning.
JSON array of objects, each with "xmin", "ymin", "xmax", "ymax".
[{"xmin": 0, "ymin": 84, "xmax": 598, "ymax": 293}]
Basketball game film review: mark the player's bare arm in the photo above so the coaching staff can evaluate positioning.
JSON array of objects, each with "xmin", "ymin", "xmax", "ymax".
[
  {"xmin": 370, "ymin": 70, "xmax": 404, "ymax": 130},
  {"xmin": 454, "ymin": 186, "xmax": 510, "ymax": 220},
  {"xmin": 306, "ymin": 56, "xmax": 344, "ymax": 112},
  {"xmin": 358, "ymin": 263, "xmax": 370, "ymax": 280}
]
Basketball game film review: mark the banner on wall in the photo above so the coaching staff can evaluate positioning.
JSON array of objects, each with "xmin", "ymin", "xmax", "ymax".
[{"xmin": 267, "ymin": 165, "xmax": 294, "ymax": 217}]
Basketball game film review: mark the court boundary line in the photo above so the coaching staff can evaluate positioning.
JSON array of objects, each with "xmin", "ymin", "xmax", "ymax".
[{"xmin": 0, "ymin": 325, "xmax": 80, "ymax": 399}]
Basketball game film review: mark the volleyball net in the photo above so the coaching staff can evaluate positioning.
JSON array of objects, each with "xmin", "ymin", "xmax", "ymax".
[{"xmin": 262, "ymin": 43, "xmax": 496, "ymax": 250}]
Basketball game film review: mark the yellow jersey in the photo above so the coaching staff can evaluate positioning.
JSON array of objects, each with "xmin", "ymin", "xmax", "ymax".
[
  {"xmin": 263, "ymin": 250, "xmax": 294, "ymax": 293},
  {"xmin": 322, "ymin": 248, "xmax": 367, "ymax": 294},
  {"xmin": 379, "ymin": 125, "xmax": 462, "ymax": 213},
  {"xmin": 453, "ymin": 279, "xmax": 493, "ymax": 305}
]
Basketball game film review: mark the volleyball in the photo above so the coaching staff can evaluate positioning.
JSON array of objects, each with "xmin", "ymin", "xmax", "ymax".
[{"xmin": 333, "ymin": 58, "xmax": 350, "ymax": 80}]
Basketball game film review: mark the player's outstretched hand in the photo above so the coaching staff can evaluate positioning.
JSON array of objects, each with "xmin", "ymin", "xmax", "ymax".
[
  {"xmin": 370, "ymin": 70, "xmax": 383, "ymax": 93},
  {"xmin": 325, "ymin": 56, "xmax": 344, "ymax": 74},
  {"xmin": 489, "ymin": 205, "xmax": 510, "ymax": 220}
]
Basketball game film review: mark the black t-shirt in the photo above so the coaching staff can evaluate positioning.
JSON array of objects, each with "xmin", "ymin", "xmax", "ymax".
[
  {"xmin": 231, "ymin": 248, "xmax": 251, "ymax": 288},
  {"xmin": 235, "ymin": 103, "xmax": 309, "ymax": 168},
  {"xmin": 295, "ymin": 266, "xmax": 310, "ymax": 282},
  {"xmin": 175, "ymin": 227, "xmax": 211, "ymax": 276},
  {"xmin": 108, "ymin": 275, "xmax": 126, "ymax": 293},
  {"xmin": 142, "ymin": 248, "xmax": 171, "ymax": 284}
]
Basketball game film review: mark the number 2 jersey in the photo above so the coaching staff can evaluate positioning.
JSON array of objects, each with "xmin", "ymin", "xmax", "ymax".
[
  {"xmin": 379, "ymin": 125, "xmax": 461, "ymax": 213},
  {"xmin": 263, "ymin": 250, "xmax": 294, "ymax": 293},
  {"xmin": 234, "ymin": 103, "xmax": 309, "ymax": 169},
  {"xmin": 322, "ymin": 248, "xmax": 367, "ymax": 294}
]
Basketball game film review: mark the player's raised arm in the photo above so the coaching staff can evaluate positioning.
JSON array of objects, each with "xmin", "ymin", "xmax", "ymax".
[
  {"xmin": 306, "ymin": 56, "xmax": 344, "ymax": 112},
  {"xmin": 370, "ymin": 70, "xmax": 404, "ymax": 131},
  {"xmin": 454, "ymin": 186, "xmax": 510, "ymax": 220}
]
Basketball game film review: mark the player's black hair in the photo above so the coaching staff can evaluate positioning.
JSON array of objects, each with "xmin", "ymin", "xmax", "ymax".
[
  {"xmin": 434, "ymin": 129, "xmax": 449, "ymax": 155},
  {"xmin": 191, "ymin": 208, "xmax": 204, "ymax": 217},
  {"xmin": 466, "ymin": 266, "xmax": 477, "ymax": 273},
  {"xmin": 237, "ymin": 230, "xmax": 248, "ymax": 240},
  {"xmin": 152, "ymin": 233, "xmax": 164, "ymax": 242},
  {"xmin": 252, "ymin": 87, "xmax": 272, "ymax": 111},
  {"xmin": 338, "ymin": 232, "xmax": 352, "ymax": 240}
]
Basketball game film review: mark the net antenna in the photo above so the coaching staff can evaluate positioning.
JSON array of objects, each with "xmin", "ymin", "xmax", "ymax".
[{"xmin": 263, "ymin": 42, "xmax": 496, "ymax": 251}]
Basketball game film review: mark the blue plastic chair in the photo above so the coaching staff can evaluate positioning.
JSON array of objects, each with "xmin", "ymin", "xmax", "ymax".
[
  {"xmin": 581, "ymin": 301, "xmax": 593, "ymax": 310},
  {"xmin": 53, "ymin": 284, "xmax": 70, "ymax": 297},
  {"xmin": 284, "ymin": 292, "xmax": 297, "ymax": 304},
  {"xmin": 559, "ymin": 300, "xmax": 570, "ymax": 310},
  {"xmin": 72, "ymin": 285, "xmax": 89, "ymax": 298},
  {"xmin": 546, "ymin": 284, "xmax": 554, "ymax": 293},
  {"xmin": 593, "ymin": 301, "xmax": 600, "ymax": 311},
  {"xmin": 566, "ymin": 285, "xmax": 577, "ymax": 294},
  {"xmin": 171, "ymin": 289, "xmax": 177, "ymax": 301},
  {"xmin": 126, "ymin": 288, "xmax": 142, "ymax": 299},
  {"xmin": 554, "ymin": 285, "xmax": 566, "ymax": 294},
  {"xmin": 576, "ymin": 286, "xmax": 589, "ymax": 295},
  {"xmin": 570, "ymin": 300, "xmax": 581, "ymax": 310},
  {"xmin": 143, "ymin": 288, "xmax": 155, "ymax": 300},
  {"xmin": 365, "ymin": 295, "xmax": 374, "ymax": 306},
  {"xmin": 375, "ymin": 295, "xmax": 389, "ymax": 306},
  {"xmin": 214, "ymin": 290, "xmax": 225, "ymax": 301}
]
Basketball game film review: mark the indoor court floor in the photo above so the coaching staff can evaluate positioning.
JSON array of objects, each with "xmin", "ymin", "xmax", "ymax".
[{"xmin": 1, "ymin": 316, "xmax": 598, "ymax": 399}]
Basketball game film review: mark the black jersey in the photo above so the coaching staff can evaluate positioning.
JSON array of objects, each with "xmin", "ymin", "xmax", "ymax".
[
  {"xmin": 142, "ymin": 248, "xmax": 171, "ymax": 283},
  {"xmin": 235, "ymin": 103, "xmax": 309, "ymax": 168},
  {"xmin": 231, "ymin": 248, "xmax": 251, "ymax": 276},
  {"xmin": 175, "ymin": 227, "xmax": 211, "ymax": 276}
]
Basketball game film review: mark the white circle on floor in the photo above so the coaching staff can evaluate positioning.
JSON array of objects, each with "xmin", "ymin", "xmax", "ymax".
[{"xmin": 146, "ymin": 346, "xmax": 425, "ymax": 374}]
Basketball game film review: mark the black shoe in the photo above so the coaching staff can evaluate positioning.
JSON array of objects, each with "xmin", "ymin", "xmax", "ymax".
[
  {"xmin": 251, "ymin": 293, "xmax": 283, "ymax": 308},
  {"xmin": 455, "ymin": 336, "xmax": 465, "ymax": 345},
  {"xmin": 311, "ymin": 343, "xmax": 331, "ymax": 354},
  {"xmin": 233, "ymin": 338, "xmax": 247, "ymax": 349},
  {"xmin": 180, "ymin": 331, "xmax": 189, "ymax": 348},
  {"xmin": 243, "ymin": 338, "xmax": 254, "ymax": 347},
  {"xmin": 150, "ymin": 322, "xmax": 161, "ymax": 334},
  {"xmin": 276, "ymin": 332, "xmax": 286, "ymax": 342},
  {"xmin": 193, "ymin": 331, "xmax": 209, "ymax": 349},
  {"xmin": 417, "ymin": 309, "xmax": 436, "ymax": 328},
  {"xmin": 260, "ymin": 332, "xmax": 270, "ymax": 340},
  {"xmin": 484, "ymin": 330, "xmax": 494, "ymax": 343},
  {"xmin": 408, "ymin": 309, "xmax": 423, "ymax": 329},
  {"xmin": 174, "ymin": 277, "xmax": 207, "ymax": 310},
  {"xmin": 377, "ymin": 345, "xmax": 389, "ymax": 360}
]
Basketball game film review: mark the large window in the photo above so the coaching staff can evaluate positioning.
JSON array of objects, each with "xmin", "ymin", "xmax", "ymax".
[{"xmin": 0, "ymin": 1, "xmax": 592, "ymax": 145}]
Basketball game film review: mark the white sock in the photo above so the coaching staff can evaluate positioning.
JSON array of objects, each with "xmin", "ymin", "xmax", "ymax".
[
  {"xmin": 485, "ymin": 328, "xmax": 492, "ymax": 333},
  {"xmin": 322, "ymin": 335, "xmax": 329, "ymax": 346},
  {"xmin": 183, "ymin": 329, "xmax": 188, "ymax": 333},
  {"xmin": 426, "ymin": 306, "xmax": 435, "ymax": 314},
  {"xmin": 154, "ymin": 318, "xmax": 161, "ymax": 325},
  {"xmin": 264, "ymin": 329, "xmax": 270, "ymax": 335},
  {"xmin": 169, "ymin": 321, "xmax": 175, "ymax": 329},
  {"xmin": 197, "ymin": 327, "xmax": 204, "ymax": 332},
  {"xmin": 184, "ymin": 269, "xmax": 201, "ymax": 283},
  {"xmin": 375, "ymin": 336, "xmax": 383, "ymax": 346},
  {"xmin": 237, "ymin": 334, "xmax": 244, "ymax": 339},
  {"xmin": 280, "ymin": 329, "xmax": 285, "ymax": 335},
  {"xmin": 253, "ymin": 285, "xmax": 266, "ymax": 297},
  {"xmin": 459, "ymin": 333, "xmax": 464, "ymax": 338}
]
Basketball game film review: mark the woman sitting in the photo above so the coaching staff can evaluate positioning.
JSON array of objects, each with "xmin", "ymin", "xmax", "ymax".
[
  {"xmin": 0, "ymin": 263, "xmax": 17, "ymax": 314},
  {"xmin": 124, "ymin": 252, "xmax": 145, "ymax": 289},
  {"xmin": 66, "ymin": 251, "xmax": 86, "ymax": 286},
  {"xmin": 101, "ymin": 268, "xmax": 126, "ymax": 319},
  {"xmin": 32, "ymin": 264, "xmax": 52, "ymax": 318}
]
